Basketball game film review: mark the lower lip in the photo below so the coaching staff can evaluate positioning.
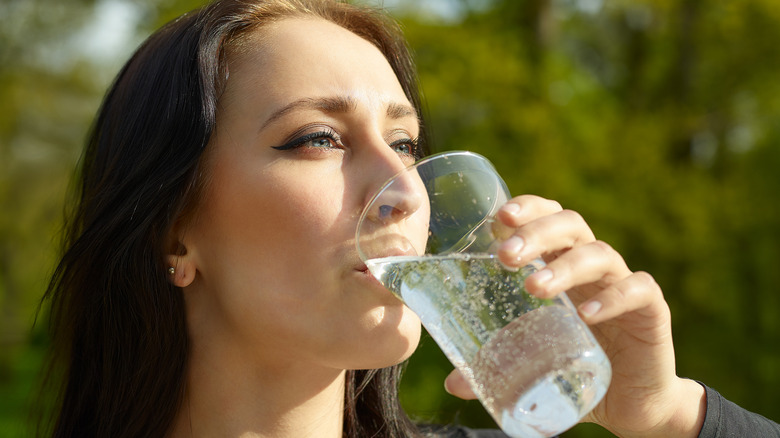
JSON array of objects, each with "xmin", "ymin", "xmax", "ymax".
[
  {"xmin": 355, "ymin": 269, "xmax": 407, "ymax": 306},
  {"xmin": 357, "ymin": 267, "xmax": 384, "ymax": 287}
]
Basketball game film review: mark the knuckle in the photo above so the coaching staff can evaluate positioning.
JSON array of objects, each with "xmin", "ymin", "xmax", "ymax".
[
  {"xmin": 591, "ymin": 239, "xmax": 616, "ymax": 257},
  {"xmin": 516, "ymin": 195, "xmax": 560, "ymax": 212},
  {"xmin": 513, "ymin": 194, "xmax": 540, "ymax": 205},
  {"xmin": 560, "ymin": 209, "xmax": 595, "ymax": 241},
  {"xmin": 633, "ymin": 270, "xmax": 655, "ymax": 284},
  {"xmin": 548, "ymin": 199, "xmax": 563, "ymax": 212},
  {"xmin": 633, "ymin": 271, "xmax": 660, "ymax": 290},
  {"xmin": 560, "ymin": 208, "xmax": 583, "ymax": 222}
]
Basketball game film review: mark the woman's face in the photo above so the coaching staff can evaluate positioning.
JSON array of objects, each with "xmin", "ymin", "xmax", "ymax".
[{"xmin": 178, "ymin": 17, "xmax": 424, "ymax": 371}]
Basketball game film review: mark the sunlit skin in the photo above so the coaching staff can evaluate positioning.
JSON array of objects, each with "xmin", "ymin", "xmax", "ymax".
[
  {"xmin": 166, "ymin": 17, "xmax": 424, "ymax": 437},
  {"xmin": 446, "ymin": 197, "xmax": 707, "ymax": 437},
  {"xmin": 356, "ymin": 166, "xmax": 430, "ymax": 261},
  {"xmin": 163, "ymin": 15, "xmax": 707, "ymax": 438}
]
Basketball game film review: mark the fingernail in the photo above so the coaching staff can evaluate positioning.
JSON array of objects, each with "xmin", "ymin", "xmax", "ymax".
[
  {"xmin": 532, "ymin": 268, "xmax": 553, "ymax": 285},
  {"xmin": 579, "ymin": 300, "xmax": 602, "ymax": 317},
  {"xmin": 502, "ymin": 236, "xmax": 525, "ymax": 261},
  {"xmin": 501, "ymin": 203, "xmax": 521, "ymax": 217}
]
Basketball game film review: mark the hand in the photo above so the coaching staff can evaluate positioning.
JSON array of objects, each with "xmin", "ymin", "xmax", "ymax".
[{"xmin": 443, "ymin": 195, "xmax": 706, "ymax": 437}]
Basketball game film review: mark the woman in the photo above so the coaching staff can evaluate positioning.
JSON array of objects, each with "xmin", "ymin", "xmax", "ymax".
[{"xmin": 40, "ymin": 0, "xmax": 779, "ymax": 437}]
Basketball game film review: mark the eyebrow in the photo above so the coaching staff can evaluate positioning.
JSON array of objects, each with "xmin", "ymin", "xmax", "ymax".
[
  {"xmin": 260, "ymin": 96, "xmax": 418, "ymax": 130},
  {"xmin": 386, "ymin": 101, "xmax": 418, "ymax": 120}
]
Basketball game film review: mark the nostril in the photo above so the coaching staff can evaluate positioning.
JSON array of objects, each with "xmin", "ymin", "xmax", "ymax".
[
  {"xmin": 379, "ymin": 204, "xmax": 394, "ymax": 219},
  {"xmin": 368, "ymin": 176, "xmax": 425, "ymax": 223}
]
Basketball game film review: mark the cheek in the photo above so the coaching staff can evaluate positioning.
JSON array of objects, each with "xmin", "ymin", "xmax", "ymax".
[
  {"xmin": 272, "ymin": 177, "xmax": 346, "ymax": 242},
  {"xmin": 245, "ymin": 176, "xmax": 347, "ymax": 293},
  {"xmin": 192, "ymin": 161, "xmax": 349, "ymax": 293},
  {"xmin": 225, "ymin": 162, "xmax": 347, "ymax": 249},
  {"xmin": 188, "ymin": 164, "xmax": 352, "ymax": 331},
  {"xmin": 255, "ymin": 179, "xmax": 350, "ymax": 288}
]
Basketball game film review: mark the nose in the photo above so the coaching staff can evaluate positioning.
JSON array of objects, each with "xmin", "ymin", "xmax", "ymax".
[
  {"xmin": 366, "ymin": 168, "xmax": 425, "ymax": 224},
  {"xmin": 363, "ymin": 153, "xmax": 425, "ymax": 224}
]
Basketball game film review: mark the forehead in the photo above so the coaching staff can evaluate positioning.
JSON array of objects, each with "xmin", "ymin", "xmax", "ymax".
[{"xmin": 220, "ymin": 17, "xmax": 411, "ymax": 113}]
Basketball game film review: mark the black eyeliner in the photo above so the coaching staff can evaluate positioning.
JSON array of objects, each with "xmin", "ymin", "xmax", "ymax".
[{"xmin": 272, "ymin": 130, "xmax": 336, "ymax": 151}]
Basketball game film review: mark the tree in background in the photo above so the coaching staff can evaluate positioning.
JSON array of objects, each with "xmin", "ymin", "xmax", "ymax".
[
  {"xmin": 1, "ymin": 0, "xmax": 778, "ymax": 436},
  {"xmin": 398, "ymin": 0, "xmax": 780, "ymax": 435}
]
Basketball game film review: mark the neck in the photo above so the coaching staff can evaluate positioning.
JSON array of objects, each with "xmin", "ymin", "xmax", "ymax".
[{"xmin": 169, "ymin": 337, "xmax": 346, "ymax": 438}]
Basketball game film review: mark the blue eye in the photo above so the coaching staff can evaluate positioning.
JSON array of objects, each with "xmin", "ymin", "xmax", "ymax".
[
  {"xmin": 389, "ymin": 137, "xmax": 422, "ymax": 161},
  {"xmin": 272, "ymin": 129, "xmax": 343, "ymax": 151},
  {"xmin": 309, "ymin": 136, "xmax": 337, "ymax": 148}
]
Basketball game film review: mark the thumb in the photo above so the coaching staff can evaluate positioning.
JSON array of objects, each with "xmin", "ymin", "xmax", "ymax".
[{"xmin": 444, "ymin": 369, "xmax": 478, "ymax": 400}]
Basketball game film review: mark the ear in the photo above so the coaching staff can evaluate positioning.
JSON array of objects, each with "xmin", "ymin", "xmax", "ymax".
[{"xmin": 165, "ymin": 227, "xmax": 197, "ymax": 288}]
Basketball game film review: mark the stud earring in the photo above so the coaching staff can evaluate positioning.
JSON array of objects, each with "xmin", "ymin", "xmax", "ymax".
[{"xmin": 168, "ymin": 267, "xmax": 175, "ymax": 275}]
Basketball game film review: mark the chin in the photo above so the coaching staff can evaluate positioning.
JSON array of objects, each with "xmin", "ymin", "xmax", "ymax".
[
  {"xmin": 353, "ymin": 306, "xmax": 422, "ymax": 369},
  {"xmin": 387, "ymin": 312, "xmax": 423, "ymax": 365}
]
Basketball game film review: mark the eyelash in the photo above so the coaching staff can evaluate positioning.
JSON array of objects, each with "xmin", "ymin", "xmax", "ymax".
[
  {"xmin": 272, "ymin": 128, "xmax": 344, "ymax": 151},
  {"xmin": 272, "ymin": 128, "xmax": 422, "ymax": 160}
]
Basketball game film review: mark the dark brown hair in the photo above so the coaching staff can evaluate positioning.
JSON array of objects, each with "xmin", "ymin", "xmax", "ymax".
[{"xmin": 40, "ymin": 1, "xmax": 428, "ymax": 436}]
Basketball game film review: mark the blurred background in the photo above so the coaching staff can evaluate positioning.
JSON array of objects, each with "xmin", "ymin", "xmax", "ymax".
[{"xmin": 1, "ymin": 0, "xmax": 779, "ymax": 436}]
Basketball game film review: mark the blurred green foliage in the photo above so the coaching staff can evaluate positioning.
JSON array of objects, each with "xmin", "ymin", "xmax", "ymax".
[{"xmin": 1, "ymin": 0, "xmax": 779, "ymax": 436}]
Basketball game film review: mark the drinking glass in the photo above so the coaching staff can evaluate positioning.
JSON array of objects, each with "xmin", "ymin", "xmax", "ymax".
[{"xmin": 356, "ymin": 151, "xmax": 611, "ymax": 438}]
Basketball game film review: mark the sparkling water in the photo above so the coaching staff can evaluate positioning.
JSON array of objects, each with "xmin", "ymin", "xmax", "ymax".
[{"xmin": 366, "ymin": 253, "xmax": 611, "ymax": 438}]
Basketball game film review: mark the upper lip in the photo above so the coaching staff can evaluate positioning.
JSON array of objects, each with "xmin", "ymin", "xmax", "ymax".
[{"xmin": 353, "ymin": 246, "xmax": 418, "ymax": 273}]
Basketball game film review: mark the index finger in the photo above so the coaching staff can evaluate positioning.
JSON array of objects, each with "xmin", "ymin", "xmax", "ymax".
[{"xmin": 498, "ymin": 195, "xmax": 564, "ymax": 227}]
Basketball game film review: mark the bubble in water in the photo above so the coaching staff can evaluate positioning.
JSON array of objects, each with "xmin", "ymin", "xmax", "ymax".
[{"xmin": 367, "ymin": 254, "xmax": 610, "ymax": 437}]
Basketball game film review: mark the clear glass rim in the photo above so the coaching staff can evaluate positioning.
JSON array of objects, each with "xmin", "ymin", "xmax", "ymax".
[{"xmin": 355, "ymin": 150, "xmax": 496, "ymax": 261}]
